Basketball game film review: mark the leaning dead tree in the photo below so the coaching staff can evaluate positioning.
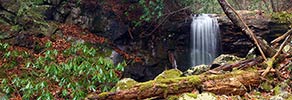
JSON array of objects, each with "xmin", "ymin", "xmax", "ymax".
[
  {"xmin": 217, "ymin": 0, "xmax": 292, "ymax": 76},
  {"xmin": 87, "ymin": 71, "xmax": 260, "ymax": 100},
  {"xmin": 217, "ymin": 0, "xmax": 276, "ymax": 60}
]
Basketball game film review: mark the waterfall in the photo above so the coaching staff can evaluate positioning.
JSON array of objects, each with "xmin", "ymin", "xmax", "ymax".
[{"xmin": 190, "ymin": 14, "xmax": 220, "ymax": 66}]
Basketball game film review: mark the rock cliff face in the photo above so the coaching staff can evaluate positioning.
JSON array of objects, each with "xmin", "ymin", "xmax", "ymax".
[{"xmin": 44, "ymin": 0, "xmax": 130, "ymax": 40}]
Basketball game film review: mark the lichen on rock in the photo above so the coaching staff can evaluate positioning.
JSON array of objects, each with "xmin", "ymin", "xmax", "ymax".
[{"xmin": 175, "ymin": 92, "xmax": 216, "ymax": 100}]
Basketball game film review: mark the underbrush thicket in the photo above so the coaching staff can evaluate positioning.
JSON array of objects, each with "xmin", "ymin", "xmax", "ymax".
[{"xmin": 0, "ymin": 41, "xmax": 125, "ymax": 99}]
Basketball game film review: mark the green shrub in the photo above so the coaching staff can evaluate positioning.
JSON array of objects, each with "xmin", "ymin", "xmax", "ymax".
[{"xmin": 0, "ymin": 42, "xmax": 125, "ymax": 99}]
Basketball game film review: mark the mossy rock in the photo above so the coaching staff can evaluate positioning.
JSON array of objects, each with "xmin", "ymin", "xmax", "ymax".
[
  {"xmin": 270, "ymin": 91, "xmax": 291, "ymax": 100},
  {"xmin": 260, "ymin": 81, "xmax": 273, "ymax": 91},
  {"xmin": 114, "ymin": 78, "xmax": 138, "ymax": 91},
  {"xmin": 166, "ymin": 93, "xmax": 197, "ymax": 100},
  {"xmin": 167, "ymin": 95, "xmax": 180, "ymax": 100},
  {"xmin": 154, "ymin": 69, "xmax": 183, "ymax": 81},
  {"xmin": 183, "ymin": 64, "xmax": 210, "ymax": 76},
  {"xmin": 194, "ymin": 92, "xmax": 216, "ymax": 100},
  {"xmin": 175, "ymin": 92, "xmax": 216, "ymax": 100},
  {"xmin": 178, "ymin": 93, "xmax": 198, "ymax": 100},
  {"xmin": 212, "ymin": 54, "xmax": 244, "ymax": 65}
]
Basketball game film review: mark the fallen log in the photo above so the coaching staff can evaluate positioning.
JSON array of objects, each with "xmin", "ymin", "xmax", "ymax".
[{"xmin": 87, "ymin": 71, "xmax": 261, "ymax": 100}]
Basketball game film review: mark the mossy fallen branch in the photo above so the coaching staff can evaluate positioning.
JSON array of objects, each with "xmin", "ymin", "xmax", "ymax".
[{"xmin": 86, "ymin": 70, "xmax": 261, "ymax": 100}]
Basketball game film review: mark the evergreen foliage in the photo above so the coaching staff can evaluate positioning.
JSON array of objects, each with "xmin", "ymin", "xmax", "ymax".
[{"xmin": 0, "ymin": 42, "xmax": 125, "ymax": 99}]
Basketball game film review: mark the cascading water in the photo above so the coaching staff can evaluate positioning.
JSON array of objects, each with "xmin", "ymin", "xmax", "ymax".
[{"xmin": 190, "ymin": 14, "xmax": 220, "ymax": 66}]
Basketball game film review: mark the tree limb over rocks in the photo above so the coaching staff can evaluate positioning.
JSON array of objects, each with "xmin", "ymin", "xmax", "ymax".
[{"xmin": 217, "ymin": 0, "xmax": 276, "ymax": 60}]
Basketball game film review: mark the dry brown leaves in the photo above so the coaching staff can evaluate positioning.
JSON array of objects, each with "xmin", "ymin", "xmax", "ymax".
[
  {"xmin": 10, "ymin": 94, "xmax": 22, "ymax": 100},
  {"xmin": 0, "ymin": 24, "xmax": 11, "ymax": 32},
  {"xmin": 4, "ymin": 46, "xmax": 34, "ymax": 75},
  {"xmin": 52, "ymin": 38, "xmax": 71, "ymax": 51},
  {"xmin": 59, "ymin": 24, "xmax": 143, "ymax": 63},
  {"xmin": 59, "ymin": 24, "xmax": 106, "ymax": 44}
]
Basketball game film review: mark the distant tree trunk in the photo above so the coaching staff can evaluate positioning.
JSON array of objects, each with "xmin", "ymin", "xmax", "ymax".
[
  {"xmin": 275, "ymin": 0, "xmax": 279, "ymax": 11},
  {"xmin": 217, "ymin": 0, "xmax": 276, "ymax": 58},
  {"xmin": 233, "ymin": 0, "xmax": 243, "ymax": 10},
  {"xmin": 270, "ymin": 0, "xmax": 277, "ymax": 12},
  {"xmin": 243, "ymin": 0, "xmax": 249, "ymax": 10},
  {"xmin": 262, "ymin": 0, "xmax": 273, "ymax": 12}
]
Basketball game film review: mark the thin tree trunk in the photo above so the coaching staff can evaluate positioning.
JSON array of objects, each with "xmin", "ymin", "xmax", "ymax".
[
  {"xmin": 270, "ymin": 0, "xmax": 277, "ymax": 12},
  {"xmin": 233, "ymin": 0, "xmax": 243, "ymax": 10},
  {"xmin": 262, "ymin": 0, "xmax": 273, "ymax": 12}
]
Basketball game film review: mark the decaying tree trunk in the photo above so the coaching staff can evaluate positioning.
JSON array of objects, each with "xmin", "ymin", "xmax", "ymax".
[
  {"xmin": 217, "ymin": 0, "xmax": 276, "ymax": 59},
  {"xmin": 202, "ymin": 71, "xmax": 260, "ymax": 95},
  {"xmin": 87, "ymin": 71, "xmax": 261, "ymax": 100}
]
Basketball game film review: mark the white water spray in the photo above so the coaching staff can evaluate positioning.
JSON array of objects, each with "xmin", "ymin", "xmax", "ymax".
[{"xmin": 190, "ymin": 14, "xmax": 220, "ymax": 66}]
